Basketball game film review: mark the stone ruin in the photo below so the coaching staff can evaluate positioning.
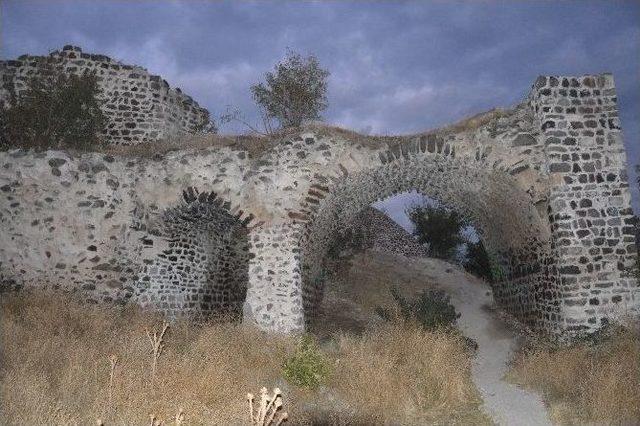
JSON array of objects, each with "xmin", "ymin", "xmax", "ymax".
[
  {"xmin": 0, "ymin": 52, "xmax": 638, "ymax": 338},
  {"xmin": 0, "ymin": 45, "xmax": 211, "ymax": 145}
]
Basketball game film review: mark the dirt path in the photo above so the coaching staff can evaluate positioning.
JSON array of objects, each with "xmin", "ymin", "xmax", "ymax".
[
  {"xmin": 412, "ymin": 257, "xmax": 552, "ymax": 426},
  {"xmin": 324, "ymin": 251, "xmax": 552, "ymax": 425}
]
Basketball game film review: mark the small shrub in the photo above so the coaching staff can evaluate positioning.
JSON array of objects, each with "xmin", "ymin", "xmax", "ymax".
[
  {"xmin": 251, "ymin": 49, "xmax": 330, "ymax": 129},
  {"xmin": 326, "ymin": 228, "xmax": 369, "ymax": 260},
  {"xmin": 464, "ymin": 240, "xmax": 494, "ymax": 282},
  {"xmin": 282, "ymin": 335, "xmax": 330, "ymax": 389},
  {"xmin": 0, "ymin": 68, "xmax": 106, "ymax": 151},
  {"xmin": 489, "ymin": 254, "xmax": 507, "ymax": 282},
  {"xmin": 376, "ymin": 286, "xmax": 460, "ymax": 330}
]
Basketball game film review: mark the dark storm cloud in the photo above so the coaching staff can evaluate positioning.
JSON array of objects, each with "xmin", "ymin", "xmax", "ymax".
[{"xmin": 2, "ymin": 0, "xmax": 639, "ymax": 207}]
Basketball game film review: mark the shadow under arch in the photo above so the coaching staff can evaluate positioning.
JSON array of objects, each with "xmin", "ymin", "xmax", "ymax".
[
  {"xmin": 299, "ymin": 155, "xmax": 558, "ymax": 331},
  {"xmin": 136, "ymin": 187, "xmax": 250, "ymax": 321}
]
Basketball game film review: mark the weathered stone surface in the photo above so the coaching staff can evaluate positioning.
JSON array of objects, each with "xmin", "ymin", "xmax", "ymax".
[{"xmin": 0, "ymin": 73, "xmax": 637, "ymax": 338}]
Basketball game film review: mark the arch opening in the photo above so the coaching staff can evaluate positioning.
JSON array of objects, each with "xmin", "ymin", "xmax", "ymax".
[
  {"xmin": 136, "ymin": 188, "xmax": 250, "ymax": 322},
  {"xmin": 299, "ymin": 156, "xmax": 557, "ymax": 332},
  {"xmin": 373, "ymin": 191, "xmax": 484, "ymax": 266}
]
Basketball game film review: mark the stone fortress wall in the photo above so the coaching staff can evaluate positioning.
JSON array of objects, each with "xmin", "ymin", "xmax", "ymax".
[
  {"xmin": 0, "ymin": 69, "xmax": 638, "ymax": 338},
  {"xmin": 0, "ymin": 45, "xmax": 211, "ymax": 145}
]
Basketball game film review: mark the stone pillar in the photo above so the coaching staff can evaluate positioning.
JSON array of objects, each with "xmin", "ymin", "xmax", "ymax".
[
  {"xmin": 242, "ymin": 223, "xmax": 305, "ymax": 333},
  {"xmin": 531, "ymin": 73, "xmax": 639, "ymax": 333}
]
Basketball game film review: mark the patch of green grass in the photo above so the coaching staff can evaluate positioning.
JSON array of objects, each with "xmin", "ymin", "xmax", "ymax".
[{"xmin": 282, "ymin": 335, "xmax": 330, "ymax": 389}]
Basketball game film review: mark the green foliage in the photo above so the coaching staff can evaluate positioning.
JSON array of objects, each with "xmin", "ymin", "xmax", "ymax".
[
  {"xmin": 464, "ymin": 240, "xmax": 494, "ymax": 283},
  {"xmin": 0, "ymin": 69, "xmax": 106, "ymax": 151},
  {"xmin": 251, "ymin": 49, "xmax": 330, "ymax": 129},
  {"xmin": 489, "ymin": 254, "xmax": 507, "ymax": 282},
  {"xmin": 282, "ymin": 335, "xmax": 330, "ymax": 389},
  {"xmin": 407, "ymin": 204, "xmax": 467, "ymax": 260},
  {"xmin": 376, "ymin": 286, "xmax": 460, "ymax": 330}
]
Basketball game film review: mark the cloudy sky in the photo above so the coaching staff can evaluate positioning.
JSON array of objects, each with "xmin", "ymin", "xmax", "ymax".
[{"xmin": 2, "ymin": 0, "xmax": 639, "ymax": 218}]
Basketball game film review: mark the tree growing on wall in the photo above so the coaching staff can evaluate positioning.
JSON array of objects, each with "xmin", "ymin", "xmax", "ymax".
[
  {"xmin": 407, "ymin": 204, "xmax": 467, "ymax": 260},
  {"xmin": 0, "ymin": 69, "xmax": 106, "ymax": 151},
  {"xmin": 250, "ymin": 49, "xmax": 330, "ymax": 129}
]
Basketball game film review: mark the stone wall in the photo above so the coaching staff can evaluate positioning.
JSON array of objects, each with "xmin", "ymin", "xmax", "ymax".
[
  {"xmin": 530, "ymin": 74, "xmax": 638, "ymax": 332},
  {"xmin": 0, "ymin": 146, "xmax": 252, "ymax": 310},
  {"xmin": 0, "ymin": 45, "xmax": 211, "ymax": 145},
  {"xmin": 0, "ymin": 73, "xmax": 637, "ymax": 337}
]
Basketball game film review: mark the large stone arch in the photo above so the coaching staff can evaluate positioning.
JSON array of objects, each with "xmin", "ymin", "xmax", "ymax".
[
  {"xmin": 240, "ymin": 74, "xmax": 639, "ymax": 337},
  {"xmin": 298, "ymin": 154, "xmax": 554, "ymax": 331}
]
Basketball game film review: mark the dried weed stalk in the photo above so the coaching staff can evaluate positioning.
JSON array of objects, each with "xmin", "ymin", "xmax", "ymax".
[
  {"xmin": 145, "ymin": 321, "xmax": 169, "ymax": 380},
  {"xmin": 247, "ymin": 387, "xmax": 288, "ymax": 425}
]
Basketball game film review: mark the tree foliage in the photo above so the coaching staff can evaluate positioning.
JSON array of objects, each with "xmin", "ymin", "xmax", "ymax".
[
  {"xmin": 407, "ymin": 204, "xmax": 467, "ymax": 260},
  {"xmin": 250, "ymin": 50, "xmax": 330, "ymax": 129},
  {"xmin": 464, "ymin": 240, "xmax": 494, "ymax": 283},
  {"xmin": 0, "ymin": 69, "xmax": 105, "ymax": 151}
]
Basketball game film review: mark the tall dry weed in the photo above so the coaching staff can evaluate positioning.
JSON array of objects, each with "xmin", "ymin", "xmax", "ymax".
[
  {"xmin": 0, "ymin": 291, "xmax": 295, "ymax": 425},
  {"xmin": 0, "ymin": 290, "xmax": 489, "ymax": 425},
  {"xmin": 508, "ymin": 326, "xmax": 640, "ymax": 424},
  {"xmin": 328, "ymin": 323, "xmax": 489, "ymax": 425}
]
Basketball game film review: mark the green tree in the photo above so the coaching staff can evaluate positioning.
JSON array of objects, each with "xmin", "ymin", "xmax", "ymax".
[
  {"xmin": 407, "ymin": 204, "xmax": 467, "ymax": 260},
  {"xmin": 464, "ymin": 240, "xmax": 494, "ymax": 283},
  {"xmin": 251, "ymin": 50, "xmax": 330, "ymax": 129},
  {"xmin": 0, "ymin": 69, "xmax": 105, "ymax": 151}
]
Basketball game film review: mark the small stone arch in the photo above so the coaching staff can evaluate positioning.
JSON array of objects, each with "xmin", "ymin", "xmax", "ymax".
[{"xmin": 135, "ymin": 187, "xmax": 251, "ymax": 321}]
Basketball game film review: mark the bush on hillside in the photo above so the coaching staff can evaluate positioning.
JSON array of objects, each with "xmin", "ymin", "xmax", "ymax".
[
  {"xmin": 0, "ymin": 69, "xmax": 105, "ymax": 151},
  {"xmin": 326, "ymin": 227, "xmax": 369, "ymax": 260},
  {"xmin": 376, "ymin": 286, "xmax": 460, "ymax": 330},
  {"xmin": 251, "ymin": 49, "xmax": 330, "ymax": 129}
]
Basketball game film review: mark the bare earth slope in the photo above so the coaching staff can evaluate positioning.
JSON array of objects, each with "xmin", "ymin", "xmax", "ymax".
[{"xmin": 322, "ymin": 250, "xmax": 552, "ymax": 425}]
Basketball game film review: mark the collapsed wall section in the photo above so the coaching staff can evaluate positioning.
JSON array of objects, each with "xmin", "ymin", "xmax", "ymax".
[{"xmin": 0, "ymin": 45, "xmax": 211, "ymax": 145}]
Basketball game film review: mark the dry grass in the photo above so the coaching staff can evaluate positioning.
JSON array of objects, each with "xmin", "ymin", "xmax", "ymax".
[
  {"xmin": 327, "ymin": 324, "xmax": 489, "ymax": 425},
  {"xmin": 0, "ymin": 289, "xmax": 487, "ymax": 425},
  {"xmin": 0, "ymin": 291, "xmax": 294, "ymax": 425},
  {"xmin": 507, "ymin": 325, "xmax": 640, "ymax": 425},
  {"xmin": 327, "ymin": 251, "xmax": 442, "ymax": 315},
  {"xmin": 57, "ymin": 105, "xmax": 516, "ymax": 160}
]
